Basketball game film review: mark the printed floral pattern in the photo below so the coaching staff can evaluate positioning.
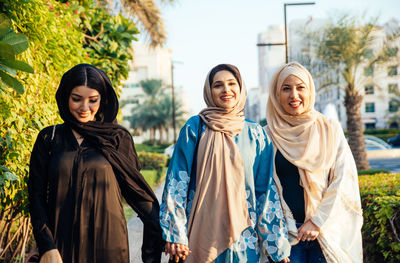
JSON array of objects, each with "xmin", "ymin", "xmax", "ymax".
[{"xmin": 159, "ymin": 117, "xmax": 290, "ymax": 262}]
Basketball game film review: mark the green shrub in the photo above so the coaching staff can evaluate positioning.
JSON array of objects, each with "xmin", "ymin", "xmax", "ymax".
[
  {"xmin": 137, "ymin": 151, "xmax": 167, "ymax": 171},
  {"xmin": 135, "ymin": 142, "xmax": 170, "ymax": 153},
  {"xmin": 359, "ymin": 173, "xmax": 400, "ymax": 262},
  {"xmin": 344, "ymin": 129, "xmax": 400, "ymax": 142},
  {"xmin": 358, "ymin": 169, "xmax": 390, "ymax": 175}
]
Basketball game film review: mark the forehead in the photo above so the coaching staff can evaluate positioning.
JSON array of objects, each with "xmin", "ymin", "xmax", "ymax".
[
  {"xmin": 282, "ymin": 74, "xmax": 305, "ymax": 86},
  {"xmin": 212, "ymin": 70, "xmax": 236, "ymax": 82},
  {"xmin": 70, "ymin": 85, "xmax": 100, "ymax": 96}
]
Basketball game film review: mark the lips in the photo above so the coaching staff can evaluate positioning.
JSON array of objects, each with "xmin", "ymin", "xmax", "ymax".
[
  {"xmin": 220, "ymin": 95, "xmax": 234, "ymax": 101},
  {"xmin": 79, "ymin": 113, "xmax": 90, "ymax": 118},
  {"xmin": 289, "ymin": 101, "xmax": 302, "ymax": 108}
]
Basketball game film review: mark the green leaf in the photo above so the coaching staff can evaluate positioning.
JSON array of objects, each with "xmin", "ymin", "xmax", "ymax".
[
  {"xmin": 0, "ymin": 64, "xmax": 17, "ymax": 76},
  {"xmin": 3, "ymin": 171, "xmax": 18, "ymax": 181},
  {"xmin": 0, "ymin": 69, "xmax": 24, "ymax": 93},
  {"xmin": 0, "ymin": 42, "xmax": 15, "ymax": 59},
  {"xmin": 0, "ymin": 14, "xmax": 11, "ymax": 39},
  {"xmin": 0, "ymin": 59, "xmax": 34, "ymax": 73},
  {"xmin": 1, "ymin": 33, "xmax": 28, "ymax": 54}
]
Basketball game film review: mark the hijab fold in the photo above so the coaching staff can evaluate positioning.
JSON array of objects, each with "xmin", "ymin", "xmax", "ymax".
[{"xmin": 186, "ymin": 64, "xmax": 251, "ymax": 263}]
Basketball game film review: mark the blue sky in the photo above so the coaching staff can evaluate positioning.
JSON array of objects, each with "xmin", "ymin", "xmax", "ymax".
[{"xmin": 149, "ymin": 0, "xmax": 400, "ymax": 114}]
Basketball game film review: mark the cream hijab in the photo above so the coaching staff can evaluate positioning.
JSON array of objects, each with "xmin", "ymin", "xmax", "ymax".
[
  {"xmin": 186, "ymin": 64, "xmax": 251, "ymax": 263},
  {"xmin": 266, "ymin": 62, "xmax": 363, "ymax": 262}
]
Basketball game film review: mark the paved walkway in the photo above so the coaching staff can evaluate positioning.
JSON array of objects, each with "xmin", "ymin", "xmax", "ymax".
[{"xmin": 127, "ymin": 182, "xmax": 169, "ymax": 263}]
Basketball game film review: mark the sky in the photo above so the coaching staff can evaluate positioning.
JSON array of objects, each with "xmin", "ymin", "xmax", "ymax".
[{"xmin": 145, "ymin": 0, "xmax": 400, "ymax": 114}]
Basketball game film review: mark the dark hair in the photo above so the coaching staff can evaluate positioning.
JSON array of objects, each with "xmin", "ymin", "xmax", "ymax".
[
  {"xmin": 208, "ymin": 64, "xmax": 243, "ymax": 89},
  {"xmin": 56, "ymin": 64, "xmax": 118, "ymax": 123}
]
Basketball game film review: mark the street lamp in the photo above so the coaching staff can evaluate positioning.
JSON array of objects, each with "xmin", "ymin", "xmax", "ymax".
[
  {"xmin": 170, "ymin": 60, "xmax": 183, "ymax": 143},
  {"xmin": 257, "ymin": 2, "xmax": 315, "ymax": 63}
]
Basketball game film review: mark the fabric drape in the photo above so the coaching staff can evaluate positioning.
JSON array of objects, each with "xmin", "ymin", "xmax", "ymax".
[
  {"xmin": 265, "ymin": 62, "xmax": 363, "ymax": 263},
  {"xmin": 186, "ymin": 64, "xmax": 251, "ymax": 263}
]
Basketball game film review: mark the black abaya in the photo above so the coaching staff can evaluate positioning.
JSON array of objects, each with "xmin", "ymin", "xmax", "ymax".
[{"xmin": 29, "ymin": 124, "xmax": 162, "ymax": 263}]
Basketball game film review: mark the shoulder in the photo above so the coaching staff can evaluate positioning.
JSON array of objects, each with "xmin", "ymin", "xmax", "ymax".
[
  {"xmin": 37, "ymin": 124, "xmax": 64, "ymax": 141},
  {"xmin": 183, "ymin": 116, "xmax": 202, "ymax": 133}
]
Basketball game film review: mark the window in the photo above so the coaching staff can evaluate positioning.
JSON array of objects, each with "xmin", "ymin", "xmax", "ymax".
[
  {"xmin": 388, "ymin": 66, "xmax": 398, "ymax": 76},
  {"xmin": 365, "ymin": 102, "xmax": 375, "ymax": 113},
  {"xmin": 364, "ymin": 85, "xmax": 374, "ymax": 95},
  {"xmin": 388, "ymin": 84, "xmax": 398, "ymax": 94},
  {"xmin": 365, "ymin": 123, "xmax": 376, "ymax": 129},
  {"xmin": 389, "ymin": 100, "xmax": 399, "ymax": 112},
  {"xmin": 125, "ymin": 83, "xmax": 140, "ymax": 89},
  {"xmin": 364, "ymin": 66, "xmax": 374, "ymax": 77},
  {"xmin": 387, "ymin": 47, "xmax": 398, "ymax": 57},
  {"xmin": 363, "ymin": 48, "xmax": 374, "ymax": 59}
]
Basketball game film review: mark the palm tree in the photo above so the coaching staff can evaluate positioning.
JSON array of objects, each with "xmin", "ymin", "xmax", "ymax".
[
  {"xmin": 93, "ymin": 0, "xmax": 175, "ymax": 46},
  {"xmin": 128, "ymin": 78, "xmax": 187, "ymax": 144},
  {"xmin": 301, "ymin": 14, "xmax": 400, "ymax": 170}
]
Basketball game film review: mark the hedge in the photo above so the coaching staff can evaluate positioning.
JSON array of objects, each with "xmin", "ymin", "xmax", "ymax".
[
  {"xmin": 137, "ymin": 151, "xmax": 168, "ymax": 171},
  {"xmin": 359, "ymin": 173, "xmax": 400, "ymax": 262}
]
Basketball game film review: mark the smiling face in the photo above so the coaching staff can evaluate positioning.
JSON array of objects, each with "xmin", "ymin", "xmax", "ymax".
[
  {"xmin": 279, "ymin": 75, "xmax": 310, "ymax": 116},
  {"xmin": 211, "ymin": 70, "xmax": 240, "ymax": 110},
  {"xmin": 68, "ymin": 85, "xmax": 101, "ymax": 123}
]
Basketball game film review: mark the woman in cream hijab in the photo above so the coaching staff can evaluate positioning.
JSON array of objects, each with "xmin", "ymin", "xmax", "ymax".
[
  {"xmin": 265, "ymin": 62, "xmax": 363, "ymax": 263},
  {"xmin": 160, "ymin": 64, "xmax": 290, "ymax": 263}
]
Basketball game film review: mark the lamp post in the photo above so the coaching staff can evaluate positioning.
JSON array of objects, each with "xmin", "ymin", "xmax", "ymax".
[
  {"xmin": 257, "ymin": 2, "xmax": 315, "ymax": 63},
  {"xmin": 170, "ymin": 60, "xmax": 183, "ymax": 143}
]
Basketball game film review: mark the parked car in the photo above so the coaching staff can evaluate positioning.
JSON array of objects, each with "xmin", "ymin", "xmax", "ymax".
[{"xmin": 388, "ymin": 133, "xmax": 400, "ymax": 147}]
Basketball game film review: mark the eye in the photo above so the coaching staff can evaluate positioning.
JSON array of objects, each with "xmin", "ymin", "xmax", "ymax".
[
  {"xmin": 228, "ymin": 81, "xmax": 237, "ymax": 86},
  {"xmin": 71, "ymin": 97, "xmax": 80, "ymax": 102},
  {"xmin": 90, "ymin": 99, "xmax": 99, "ymax": 103}
]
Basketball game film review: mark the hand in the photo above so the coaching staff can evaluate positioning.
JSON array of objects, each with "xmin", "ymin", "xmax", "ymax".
[
  {"xmin": 281, "ymin": 257, "xmax": 291, "ymax": 263},
  {"xmin": 297, "ymin": 219, "xmax": 320, "ymax": 242},
  {"xmin": 39, "ymin": 249, "xmax": 63, "ymax": 263},
  {"xmin": 165, "ymin": 242, "xmax": 191, "ymax": 262}
]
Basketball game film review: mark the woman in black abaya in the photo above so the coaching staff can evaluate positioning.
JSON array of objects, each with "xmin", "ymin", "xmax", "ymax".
[{"xmin": 29, "ymin": 64, "xmax": 163, "ymax": 263}]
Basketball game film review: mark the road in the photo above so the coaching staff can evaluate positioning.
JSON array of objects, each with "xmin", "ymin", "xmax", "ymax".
[{"xmin": 369, "ymin": 157, "xmax": 400, "ymax": 173}]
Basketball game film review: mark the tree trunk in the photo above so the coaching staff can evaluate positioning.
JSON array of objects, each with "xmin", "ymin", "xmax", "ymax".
[{"xmin": 344, "ymin": 91, "xmax": 370, "ymax": 170}]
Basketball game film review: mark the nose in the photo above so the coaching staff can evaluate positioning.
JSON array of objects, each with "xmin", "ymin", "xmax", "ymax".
[
  {"xmin": 289, "ymin": 88, "xmax": 298, "ymax": 98},
  {"xmin": 81, "ymin": 101, "xmax": 90, "ymax": 112},
  {"xmin": 222, "ymin": 83, "xmax": 229, "ymax": 92}
]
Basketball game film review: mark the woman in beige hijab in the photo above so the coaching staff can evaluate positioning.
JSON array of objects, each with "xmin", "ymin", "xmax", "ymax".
[
  {"xmin": 160, "ymin": 64, "xmax": 291, "ymax": 263},
  {"xmin": 265, "ymin": 62, "xmax": 363, "ymax": 263}
]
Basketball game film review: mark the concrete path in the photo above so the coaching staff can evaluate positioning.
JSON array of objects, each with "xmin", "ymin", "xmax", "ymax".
[{"xmin": 127, "ymin": 182, "xmax": 169, "ymax": 263}]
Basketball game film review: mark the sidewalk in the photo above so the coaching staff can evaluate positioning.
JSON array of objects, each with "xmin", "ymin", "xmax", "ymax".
[{"xmin": 127, "ymin": 181, "xmax": 169, "ymax": 263}]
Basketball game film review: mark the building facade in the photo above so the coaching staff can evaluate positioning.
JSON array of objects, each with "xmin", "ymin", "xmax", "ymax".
[{"xmin": 254, "ymin": 18, "xmax": 400, "ymax": 129}]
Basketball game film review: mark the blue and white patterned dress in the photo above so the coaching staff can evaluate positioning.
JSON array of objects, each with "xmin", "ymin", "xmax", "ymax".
[{"xmin": 160, "ymin": 116, "xmax": 290, "ymax": 262}]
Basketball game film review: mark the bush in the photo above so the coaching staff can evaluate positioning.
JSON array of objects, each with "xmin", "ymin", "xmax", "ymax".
[
  {"xmin": 358, "ymin": 169, "xmax": 390, "ymax": 175},
  {"xmin": 344, "ymin": 129, "xmax": 400, "ymax": 142},
  {"xmin": 135, "ymin": 142, "xmax": 170, "ymax": 154},
  {"xmin": 137, "ymin": 151, "xmax": 168, "ymax": 171},
  {"xmin": 359, "ymin": 173, "xmax": 400, "ymax": 262}
]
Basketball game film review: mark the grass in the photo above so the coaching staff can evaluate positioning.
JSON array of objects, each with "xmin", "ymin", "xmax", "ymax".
[{"xmin": 123, "ymin": 168, "xmax": 167, "ymax": 221}]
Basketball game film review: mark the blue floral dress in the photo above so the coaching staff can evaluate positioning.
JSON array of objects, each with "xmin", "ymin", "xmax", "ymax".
[{"xmin": 160, "ymin": 116, "xmax": 290, "ymax": 262}]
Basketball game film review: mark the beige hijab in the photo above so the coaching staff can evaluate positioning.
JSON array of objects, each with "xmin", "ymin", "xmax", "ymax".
[
  {"xmin": 266, "ymin": 62, "xmax": 363, "ymax": 262},
  {"xmin": 186, "ymin": 64, "xmax": 251, "ymax": 263}
]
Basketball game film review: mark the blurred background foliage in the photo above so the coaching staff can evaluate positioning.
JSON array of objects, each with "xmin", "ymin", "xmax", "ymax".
[{"xmin": 0, "ymin": 0, "xmax": 138, "ymax": 261}]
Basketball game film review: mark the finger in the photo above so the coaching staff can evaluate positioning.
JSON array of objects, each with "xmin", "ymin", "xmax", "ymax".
[
  {"xmin": 171, "ymin": 244, "xmax": 176, "ymax": 256},
  {"xmin": 165, "ymin": 243, "xmax": 170, "ymax": 255},
  {"xmin": 174, "ymin": 255, "xmax": 180, "ymax": 263}
]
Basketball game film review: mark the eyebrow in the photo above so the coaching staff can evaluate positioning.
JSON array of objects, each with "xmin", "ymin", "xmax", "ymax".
[
  {"xmin": 213, "ymin": 78, "xmax": 237, "ymax": 83},
  {"xmin": 70, "ymin": 93, "xmax": 100, "ymax": 98}
]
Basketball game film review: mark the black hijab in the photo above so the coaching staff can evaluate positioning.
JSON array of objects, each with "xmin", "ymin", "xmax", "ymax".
[{"xmin": 55, "ymin": 64, "xmax": 157, "ymax": 203}]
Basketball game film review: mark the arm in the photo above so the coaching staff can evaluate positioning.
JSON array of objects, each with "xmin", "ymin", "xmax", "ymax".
[
  {"xmin": 28, "ymin": 128, "xmax": 57, "ymax": 256},
  {"xmin": 255, "ymin": 129, "xmax": 291, "ymax": 262},
  {"xmin": 160, "ymin": 116, "xmax": 201, "ymax": 246},
  {"xmin": 115, "ymin": 131, "xmax": 163, "ymax": 262}
]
